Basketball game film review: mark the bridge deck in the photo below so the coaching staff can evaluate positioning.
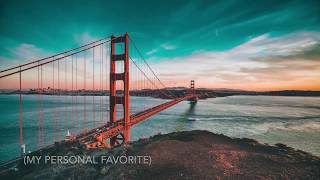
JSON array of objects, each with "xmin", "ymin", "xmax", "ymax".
[{"xmin": 76, "ymin": 95, "xmax": 195, "ymax": 146}]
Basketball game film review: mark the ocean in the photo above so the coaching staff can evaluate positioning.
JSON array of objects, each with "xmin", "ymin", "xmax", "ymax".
[{"xmin": 0, "ymin": 95, "xmax": 319, "ymax": 162}]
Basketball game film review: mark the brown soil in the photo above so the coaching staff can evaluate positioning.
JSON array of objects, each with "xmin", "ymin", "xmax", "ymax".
[
  {"xmin": 1, "ymin": 130, "xmax": 320, "ymax": 180},
  {"xmin": 105, "ymin": 130, "xmax": 320, "ymax": 179}
]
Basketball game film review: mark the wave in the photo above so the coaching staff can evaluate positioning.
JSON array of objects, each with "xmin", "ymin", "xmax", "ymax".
[
  {"xmin": 185, "ymin": 116, "xmax": 320, "ymax": 136},
  {"xmin": 287, "ymin": 121, "xmax": 320, "ymax": 131},
  {"xmin": 252, "ymin": 121, "xmax": 320, "ymax": 133},
  {"xmin": 186, "ymin": 115, "xmax": 320, "ymax": 122},
  {"xmin": 187, "ymin": 117, "xmax": 200, "ymax": 121}
]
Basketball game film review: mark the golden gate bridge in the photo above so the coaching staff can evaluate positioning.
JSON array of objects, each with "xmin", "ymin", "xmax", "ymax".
[{"xmin": 0, "ymin": 33, "xmax": 198, "ymax": 159}]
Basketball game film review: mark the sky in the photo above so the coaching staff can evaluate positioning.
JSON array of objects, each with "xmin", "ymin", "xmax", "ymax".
[{"xmin": 0, "ymin": 0, "xmax": 320, "ymax": 91}]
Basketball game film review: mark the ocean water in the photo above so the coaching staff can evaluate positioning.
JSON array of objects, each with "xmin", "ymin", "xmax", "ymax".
[{"xmin": 0, "ymin": 95, "xmax": 319, "ymax": 162}]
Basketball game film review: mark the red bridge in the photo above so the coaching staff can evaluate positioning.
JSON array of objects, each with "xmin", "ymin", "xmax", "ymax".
[{"xmin": 0, "ymin": 33, "xmax": 198, "ymax": 157}]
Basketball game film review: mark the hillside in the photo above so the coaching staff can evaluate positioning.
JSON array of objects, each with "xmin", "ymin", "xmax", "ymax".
[{"xmin": 1, "ymin": 130, "xmax": 319, "ymax": 179}]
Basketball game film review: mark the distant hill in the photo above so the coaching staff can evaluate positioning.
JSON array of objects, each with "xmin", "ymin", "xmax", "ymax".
[
  {"xmin": 258, "ymin": 90, "xmax": 320, "ymax": 97},
  {"xmin": 0, "ymin": 88, "xmax": 319, "ymax": 98}
]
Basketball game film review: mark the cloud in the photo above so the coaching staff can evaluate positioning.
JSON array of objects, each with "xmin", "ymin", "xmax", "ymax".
[
  {"xmin": 12, "ymin": 44, "xmax": 43, "ymax": 60},
  {"xmin": 1, "ymin": 31, "xmax": 320, "ymax": 91},
  {"xmin": 149, "ymin": 31, "xmax": 320, "ymax": 90},
  {"xmin": 146, "ymin": 48, "xmax": 158, "ymax": 55},
  {"xmin": 0, "ymin": 43, "xmax": 46, "ymax": 69},
  {"xmin": 0, "ymin": 32, "xmax": 101, "ymax": 68},
  {"xmin": 146, "ymin": 43, "xmax": 177, "ymax": 56},
  {"xmin": 74, "ymin": 32, "xmax": 97, "ymax": 45},
  {"xmin": 234, "ymin": 32, "xmax": 320, "ymax": 57},
  {"xmin": 161, "ymin": 44, "xmax": 176, "ymax": 50}
]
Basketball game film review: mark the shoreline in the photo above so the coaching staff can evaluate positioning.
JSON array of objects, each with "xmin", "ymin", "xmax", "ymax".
[
  {"xmin": 0, "ymin": 89, "xmax": 320, "ymax": 99},
  {"xmin": 1, "ymin": 93, "xmax": 320, "ymax": 99}
]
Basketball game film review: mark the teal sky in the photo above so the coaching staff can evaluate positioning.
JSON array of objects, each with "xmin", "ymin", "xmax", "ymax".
[{"xmin": 1, "ymin": 0, "xmax": 320, "ymax": 90}]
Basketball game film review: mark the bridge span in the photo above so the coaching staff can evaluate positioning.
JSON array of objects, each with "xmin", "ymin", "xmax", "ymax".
[{"xmin": 0, "ymin": 33, "xmax": 198, "ymax": 159}]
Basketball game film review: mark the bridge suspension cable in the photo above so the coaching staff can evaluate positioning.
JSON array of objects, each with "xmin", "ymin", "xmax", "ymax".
[
  {"xmin": 0, "ymin": 36, "xmax": 120, "ymax": 78},
  {"xmin": 129, "ymin": 36, "xmax": 177, "ymax": 98}
]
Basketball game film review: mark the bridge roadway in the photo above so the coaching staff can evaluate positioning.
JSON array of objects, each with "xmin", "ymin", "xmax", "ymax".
[{"xmin": 76, "ymin": 95, "xmax": 196, "ymax": 147}]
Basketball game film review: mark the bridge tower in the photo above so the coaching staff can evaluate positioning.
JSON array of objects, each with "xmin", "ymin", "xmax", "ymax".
[
  {"xmin": 110, "ymin": 33, "xmax": 130, "ymax": 145},
  {"xmin": 188, "ymin": 80, "xmax": 198, "ymax": 104}
]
